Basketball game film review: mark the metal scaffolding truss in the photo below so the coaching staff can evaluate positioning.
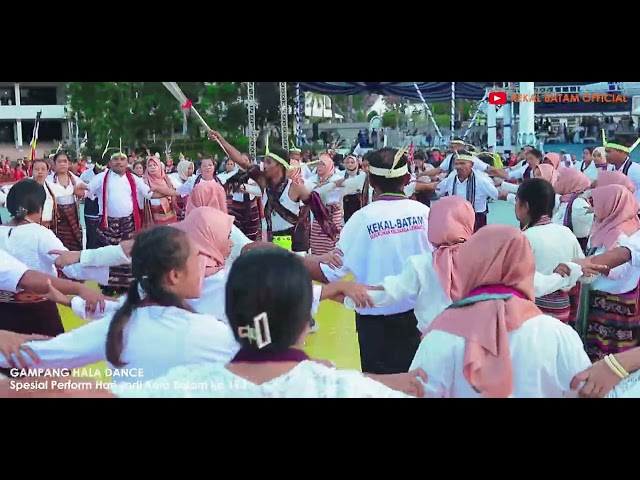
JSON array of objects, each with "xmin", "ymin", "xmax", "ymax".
[
  {"xmin": 279, "ymin": 82, "xmax": 289, "ymax": 151},
  {"xmin": 246, "ymin": 82, "xmax": 257, "ymax": 159}
]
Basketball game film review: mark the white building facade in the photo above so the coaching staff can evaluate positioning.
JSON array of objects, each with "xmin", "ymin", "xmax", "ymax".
[{"xmin": 0, "ymin": 82, "xmax": 67, "ymax": 147}]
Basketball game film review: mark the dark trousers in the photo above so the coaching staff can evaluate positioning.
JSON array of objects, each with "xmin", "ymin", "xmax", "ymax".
[
  {"xmin": 355, "ymin": 310, "xmax": 421, "ymax": 374},
  {"xmin": 84, "ymin": 216, "xmax": 100, "ymax": 250}
]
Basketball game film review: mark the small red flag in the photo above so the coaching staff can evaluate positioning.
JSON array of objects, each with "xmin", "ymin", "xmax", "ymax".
[{"xmin": 181, "ymin": 99, "xmax": 193, "ymax": 110}]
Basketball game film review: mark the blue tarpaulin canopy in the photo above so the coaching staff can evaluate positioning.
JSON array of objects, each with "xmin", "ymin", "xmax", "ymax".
[{"xmin": 298, "ymin": 82, "xmax": 487, "ymax": 102}]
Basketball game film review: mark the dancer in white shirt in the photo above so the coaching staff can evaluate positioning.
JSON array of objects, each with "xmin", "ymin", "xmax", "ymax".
[
  {"xmin": 84, "ymin": 151, "xmax": 175, "ymax": 294},
  {"xmin": 47, "ymin": 152, "xmax": 85, "ymax": 251},
  {"xmin": 306, "ymin": 154, "xmax": 344, "ymax": 255},
  {"xmin": 168, "ymin": 159, "xmax": 194, "ymax": 221},
  {"xmin": 0, "ymin": 226, "xmax": 240, "ymax": 383},
  {"xmin": 516, "ymin": 178, "xmax": 585, "ymax": 325},
  {"xmin": 314, "ymin": 147, "xmax": 432, "ymax": 374},
  {"xmin": 584, "ymin": 184, "xmax": 640, "ymax": 361},
  {"xmin": 30, "ymin": 159, "xmax": 55, "ymax": 230},
  {"xmin": 142, "ymin": 155, "xmax": 178, "ymax": 226},
  {"xmin": 437, "ymin": 150, "xmax": 498, "ymax": 231},
  {"xmin": 553, "ymin": 168, "xmax": 593, "ymax": 252},
  {"xmin": 79, "ymin": 157, "xmax": 108, "ymax": 249},
  {"xmin": 0, "ymin": 180, "xmax": 109, "ymax": 339},
  {"xmin": 410, "ymin": 224, "xmax": 591, "ymax": 398},
  {"xmin": 114, "ymin": 248, "xmax": 424, "ymax": 398}
]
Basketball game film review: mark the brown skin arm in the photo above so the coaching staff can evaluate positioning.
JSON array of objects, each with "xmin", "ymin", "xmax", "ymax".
[
  {"xmin": 209, "ymin": 131, "xmax": 253, "ymax": 171},
  {"xmin": 18, "ymin": 270, "xmax": 85, "ymax": 296},
  {"xmin": 589, "ymin": 247, "xmax": 632, "ymax": 269},
  {"xmin": 150, "ymin": 185, "xmax": 178, "ymax": 198},
  {"xmin": 289, "ymin": 182, "xmax": 311, "ymax": 202},
  {"xmin": 486, "ymin": 167, "xmax": 509, "ymax": 179},
  {"xmin": 414, "ymin": 182, "xmax": 437, "ymax": 193}
]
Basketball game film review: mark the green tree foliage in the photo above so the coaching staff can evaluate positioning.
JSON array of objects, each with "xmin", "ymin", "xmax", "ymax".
[{"xmin": 67, "ymin": 82, "xmax": 303, "ymax": 158}]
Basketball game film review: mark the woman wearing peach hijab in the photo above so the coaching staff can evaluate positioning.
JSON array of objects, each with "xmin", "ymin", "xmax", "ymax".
[
  {"xmin": 596, "ymin": 170, "xmax": 635, "ymax": 193},
  {"xmin": 534, "ymin": 164, "xmax": 559, "ymax": 185},
  {"xmin": 347, "ymin": 196, "xmax": 575, "ymax": 332},
  {"xmin": 542, "ymin": 152, "xmax": 561, "ymax": 170},
  {"xmin": 553, "ymin": 168, "xmax": 593, "ymax": 252},
  {"xmin": 143, "ymin": 156, "xmax": 178, "ymax": 226},
  {"xmin": 583, "ymin": 185, "xmax": 640, "ymax": 361},
  {"xmin": 306, "ymin": 154, "xmax": 344, "ymax": 255},
  {"xmin": 354, "ymin": 196, "xmax": 475, "ymax": 332},
  {"xmin": 186, "ymin": 181, "xmax": 253, "ymax": 263},
  {"xmin": 186, "ymin": 178, "xmax": 228, "ymax": 216},
  {"xmin": 409, "ymin": 224, "xmax": 591, "ymax": 398},
  {"xmin": 169, "ymin": 159, "xmax": 195, "ymax": 220}
]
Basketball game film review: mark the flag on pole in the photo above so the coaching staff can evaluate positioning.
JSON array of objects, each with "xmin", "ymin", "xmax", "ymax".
[
  {"xmin": 29, "ymin": 110, "xmax": 42, "ymax": 161},
  {"xmin": 408, "ymin": 141, "xmax": 415, "ymax": 164}
]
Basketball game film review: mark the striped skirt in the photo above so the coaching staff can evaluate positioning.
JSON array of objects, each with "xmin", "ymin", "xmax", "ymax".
[
  {"xmin": 310, "ymin": 203, "xmax": 342, "ymax": 256},
  {"xmin": 230, "ymin": 199, "xmax": 262, "ymax": 242},
  {"xmin": 586, "ymin": 286, "xmax": 640, "ymax": 361},
  {"xmin": 148, "ymin": 203, "xmax": 178, "ymax": 226},
  {"xmin": 55, "ymin": 203, "xmax": 83, "ymax": 251},
  {"xmin": 536, "ymin": 290, "xmax": 571, "ymax": 323},
  {"xmin": 176, "ymin": 196, "xmax": 188, "ymax": 221},
  {"xmin": 0, "ymin": 294, "xmax": 65, "ymax": 377},
  {"xmin": 96, "ymin": 214, "xmax": 137, "ymax": 291}
]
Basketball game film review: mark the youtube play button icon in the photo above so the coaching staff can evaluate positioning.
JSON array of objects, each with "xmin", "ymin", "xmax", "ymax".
[{"xmin": 489, "ymin": 91, "xmax": 507, "ymax": 105}]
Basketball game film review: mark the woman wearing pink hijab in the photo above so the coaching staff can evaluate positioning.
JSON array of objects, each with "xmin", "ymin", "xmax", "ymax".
[
  {"xmin": 186, "ymin": 178, "xmax": 229, "ymax": 216},
  {"xmin": 534, "ymin": 164, "xmax": 559, "ymax": 185},
  {"xmin": 542, "ymin": 152, "xmax": 561, "ymax": 170},
  {"xmin": 584, "ymin": 184, "xmax": 640, "ymax": 361},
  {"xmin": 143, "ymin": 156, "xmax": 178, "ymax": 226},
  {"xmin": 410, "ymin": 224, "xmax": 590, "ymax": 398},
  {"xmin": 307, "ymin": 153, "xmax": 344, "ymax": 255},
  {"xmin": 358, "ymin": 196, "xmax": 475, "ymax": 332},
  {"xmin": 553, "ymin": 168, "xmax": 593, "ymax": 252},
  {"xmin": 596, "ymin": 170, "xmax": 635, "ymax": 193}
]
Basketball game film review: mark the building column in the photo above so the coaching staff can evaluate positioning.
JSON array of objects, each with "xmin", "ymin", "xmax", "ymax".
[
  {"xmin": 14, "ymin": 83, "xmax": 23, "ymax": 147},
  {"xmin": 503, "ymin": 101, "xmax": 512, "ymax": 152},
  {"xmin": 487, "ymin": 101, "xmax": 497, "ymax": 148},
  {"xmin": 15, "ymin": 120, "xmax": 23, "ymax": 147},
  {"xmin": 518, "ymin": 82, "xmax": 536, "ymax": 147},
  {"xmin": 14, "ymin": 82, "xmax": 21, "ymax": 106}
]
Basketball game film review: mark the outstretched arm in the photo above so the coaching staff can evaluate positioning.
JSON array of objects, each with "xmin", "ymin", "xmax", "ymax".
[{"xmin": 209, "ymin": 131, "xmax": 253, "ymax": 171}]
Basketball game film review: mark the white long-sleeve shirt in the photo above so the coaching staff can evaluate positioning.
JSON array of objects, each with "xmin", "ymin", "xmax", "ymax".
[
  {"xmin": 411, "ymin": 314, "xmax": 591, "ymax": 398},
  {"xmin": 0, "ymin": 306, "xmax": 240, "ymax": 384}
]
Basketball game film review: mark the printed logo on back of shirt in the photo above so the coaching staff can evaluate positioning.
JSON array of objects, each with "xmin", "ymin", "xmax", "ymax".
[{"xmin": 366, "ymin": 216, "xmax": 425, "ymax": 239}]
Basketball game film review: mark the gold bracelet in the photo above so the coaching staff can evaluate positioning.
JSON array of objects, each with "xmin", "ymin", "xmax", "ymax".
[
  {"xmin": 604, "ymin": 355, "xmax": 626, "ymax": 379},
  {"xmin": 608, "ymin": 354, "xmax": 630, "ymax": 378}
]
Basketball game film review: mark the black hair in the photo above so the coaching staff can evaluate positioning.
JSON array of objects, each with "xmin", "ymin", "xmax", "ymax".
[
  {"xmin": 225, "ymin": 248, "xmax": 312, "ymax": 352},
  {"xmin": 367, "ymin": 147, "xmax": 409, "ymax": 194},
  {"xmin": 265, "ymin": 145, "xmax": 290, "ymax": 172},
  {"xmin": 527, "ymin": 148, "xmax": 543, "ymax": 160},
  {"xmin": 6, "ymin": 179, "xmax": 46, "ymax": 221},
  {"xmin": 31, "ymin": 158, "xmax": 50, "ymax": 170},
  {"xmin": 477, "ymin": 152, "xmax": 495, "ymax": 166},
  {"xmin": 414, "ymin": 152, "xmax": 426, "ymax": 161},
  {"xmin": 106, "ymin": 226, "xmax": 194, "ymax": 367},
  {"xmin": 516, "ymin": 178, "xmax": 555, "ymax": 227},
  {"xmin": 583, "ymin": 146, "xmax": 595, "ymax": 154},
  {"xmin": 53, "ymin": 151, "xmax": 69, "ymax": 163}
]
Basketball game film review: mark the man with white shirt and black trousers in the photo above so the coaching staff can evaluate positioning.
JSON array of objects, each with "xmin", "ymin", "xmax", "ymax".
[
  {"xmin": 437, "ymin": 150, "xmax": 499, "ymax": 231},
  {"xmin": 310, "ymin": 147, "xmax": 432, "ymax": 374}
]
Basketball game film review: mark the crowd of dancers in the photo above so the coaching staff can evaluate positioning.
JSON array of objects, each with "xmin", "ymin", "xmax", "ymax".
[{"xmin": 1, "ymin": 128, "xmax": 640, "ymax": 398}]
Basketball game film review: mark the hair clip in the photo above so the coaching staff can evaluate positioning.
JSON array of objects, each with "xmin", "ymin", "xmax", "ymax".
[{"xmin": 238, "ymin": 312, "xmax": 272, "ymax": 349}]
